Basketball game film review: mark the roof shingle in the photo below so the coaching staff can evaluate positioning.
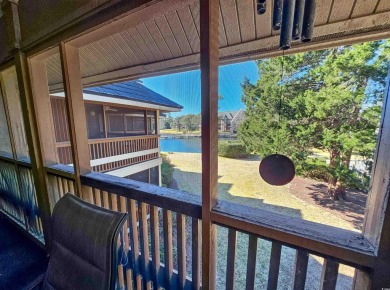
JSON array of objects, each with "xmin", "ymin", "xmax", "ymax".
[{"xmin": 83, "ymin": 81, "xmax": 183, "ymax": 110}]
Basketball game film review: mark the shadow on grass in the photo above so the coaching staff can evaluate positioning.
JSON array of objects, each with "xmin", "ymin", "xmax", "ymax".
[
  {"xmin": 304, "ymin": 182, "xmax": 366, "ymax": 230},
  {"xmin": 171, "ymin": 167, "xmax": 302, "ymax": 218},
  {"xmin": 170, "ymin": 167, "xmax": 354, "ymax": 289}
]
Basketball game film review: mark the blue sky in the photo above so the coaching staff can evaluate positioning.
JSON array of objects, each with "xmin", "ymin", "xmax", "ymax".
[{"xmin": 141, "ymin": 61, "xmax": 259, "ymax": 116}]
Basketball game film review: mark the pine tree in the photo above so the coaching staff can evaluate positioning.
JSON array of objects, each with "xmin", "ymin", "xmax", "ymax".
[{"xmin": 238, "ymin": 41, "xmax": 389, "ymax": 200}]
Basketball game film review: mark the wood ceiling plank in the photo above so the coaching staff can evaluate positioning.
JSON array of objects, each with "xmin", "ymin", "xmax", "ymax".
[
  {"xmin": 120, "ymin": 30, "xmax": 149, "ymax": 64},
  {"xmin": 104, "ymin": 35, "xmax": 136, "ymax": 68},
  {"xmin": 220, "ymin": 0, "xmax": 241, "ymax": 45},
  {"xmin": 47, "ymin": 9, "xmax": 390, "ymax": 88},
  {"xmin": 254, "ymin": 0, "xmax": 272, "ymax": 38},
  {"xmin": 236, "ymin": 0, "xmax": 256, "ymax": 42},
  {"xmin": 86, "ymin": 42, "xmax": 117, "ymax": 71},
  {"xmin": 45, "ymin": 61, "xmax": 62, "ymax": 85},
  {"xmin": 80, "ymin": 46, "xmax": 109, "ymax": 75},
  {"xmin": 190, "ymin": 2, "xmax": 201, "ymax": 35},
  {"xmin": 177, "ymin": 5, "xmax": 200, "ymax": 53},
  {"xmin": 144, "ymin": 19, "xmax": 174, "ymax": 59},
  {"xmin": 78, "ymin": 53, "xmax": 98, "ymax": 77},
  {"xmin": 111, "ymin": 33, "xmax": 142, "ymax": 66},
  {"xmin": 67, "ymin": 0, "xmax": 197, "ymax": 48},
  {"xmin": 314, "ymin": 0, "xmax": 333, "ymax": 25},
  {"xmin": 135, "ymin": 23, "xmax": 164, "ymax": 61},
  {"xmin": 94, "ymin": 38, "xmax": 120, "ymax": 69},
  {"xmin": 218, "ymin": 3, "xmax": 228, "ymax": 47},
  {"xmin": 165, "ymin": 10, "xmax": 193, "ymax": 55},
  {"xmin": 48, "ymin": 16, "xmax": 390, "ymax": 90},
  {"xmin": 127, "ymin": 27, "xmax": 157, "ymax": 63},
  {"xmin": 329, "ymin": 0, "xmax": 356, "ymax": 23},
  {"xmin": 351, "ymin": 0, "xmax": 380, "ymax": 18},
  {"xmin": 100, "ymin": 37, "xmax": 132, "ymax": 69},
  {"xmin": 46, "ymin": 54, "xmax": 64, "ymax": 77},
  {"xmin": 154, "ymin": 15, "xmax": 183, "ymax": 58},
  {"xmin": 376, "ymin": 0, "xmax": 390, "ymax": 13}
]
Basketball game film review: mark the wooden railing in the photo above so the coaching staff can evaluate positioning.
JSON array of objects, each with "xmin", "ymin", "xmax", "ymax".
[
  {"xmin": 40, "ymin": 165, "xmax": 376, "ymax": 290},
  {"xmin": 56, "ymin": 135, "xmax": 159, "ymax": 172},
  {"xmin": 0, "ymin": 156, "xmax": 44, "ymax": 242},
  {"xmin": 1, "ymin": 155, "xmax": 375, "ymax": 289}
]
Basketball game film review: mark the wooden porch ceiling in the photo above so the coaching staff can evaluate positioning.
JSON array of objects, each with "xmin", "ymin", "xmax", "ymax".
[{"xmin": 45, "ymin": 0, "xmax": 390, "ymax": 91}]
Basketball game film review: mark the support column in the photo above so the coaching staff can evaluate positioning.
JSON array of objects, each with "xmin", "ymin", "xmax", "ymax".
[
  {"xmin": 14, "ymin": 51, "xmax": 52, "ymax": 249},
  {"xmin": 156, "ymin": 110, "xmax": 162, "ymax": 186},
  {"xmin": 59, "ymin": 42, "xmax": 91, "ymax": 200},
  {"xmin": 354, "ymin": 68, "xmax": 390, "ymax": 288},
  {"xmin": 200, "ymin": 0, "xmax": 219, "ymax": 288},
  {"xmin": 28, "ymin": 58, "xmax": 58, "ymax": 165}
]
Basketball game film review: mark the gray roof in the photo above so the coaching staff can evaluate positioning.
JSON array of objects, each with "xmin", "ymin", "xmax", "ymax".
[
  {"xmin": 83, "ymin": 81, "xmax": 183, "ymax": 110},
  {"xmin": 218, "ymin": 110, "xmax": 241, "ymax": 120}
]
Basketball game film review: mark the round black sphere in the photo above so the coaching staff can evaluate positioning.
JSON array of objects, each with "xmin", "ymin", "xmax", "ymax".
[{"xmin": 259, "ymin": 154, "xmax": 295, "ymax": 186}]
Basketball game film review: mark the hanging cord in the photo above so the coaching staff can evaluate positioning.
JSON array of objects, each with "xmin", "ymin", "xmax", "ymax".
[{"xmin": 277, "ymin": 50, "xmax": 285, "ymax": 154}]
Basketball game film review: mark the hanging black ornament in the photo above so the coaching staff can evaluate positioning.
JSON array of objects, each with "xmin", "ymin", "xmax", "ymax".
[
  {"xmin": 259, "ymin": 154, "xmax": 295, "ymax": 186},
  {"xmin": 258, "ymin": 52, "xmax": 295, "ymax": 186}
]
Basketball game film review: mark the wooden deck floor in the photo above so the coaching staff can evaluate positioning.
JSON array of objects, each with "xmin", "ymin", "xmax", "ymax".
[{"xmin": 0, "ymin": 215, "xmax": 48, "ymax": 290}]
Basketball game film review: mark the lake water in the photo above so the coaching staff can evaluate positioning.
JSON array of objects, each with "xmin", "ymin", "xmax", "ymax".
[{"xmin": 160, "ymin": 137, "xmax": 201, "ymax": 153}]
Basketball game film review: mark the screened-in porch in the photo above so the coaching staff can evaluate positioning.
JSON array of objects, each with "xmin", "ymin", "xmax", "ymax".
[{"xmin": 0, "ymin": 0, "xmax": 390, "ymax": 289}]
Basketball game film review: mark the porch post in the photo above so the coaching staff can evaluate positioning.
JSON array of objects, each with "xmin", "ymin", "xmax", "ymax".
[
  {"xmin": 2, "ymin": 0, "xmax": 52, "ymax": 248},
  {"xmin": 353, "ymin": 67, "xmax": 390, "ymax": 288},
  {"xmin": 156, "ymin": 109, "xmax": 162, "ymax": 186},
  {"xmin": 200, "ymin": 0, "xmax": 219, "ymax": 288},
  {"xmin": 28, "ymin": 58, "xmax": 59, "ymax": 165},
  {"xmin": 14, "ymin": 51, "xmax": 52, "ymax": 248},
  {"xmin": 59, "ymin": 42, "xmax": 92, "ymax": 200}
]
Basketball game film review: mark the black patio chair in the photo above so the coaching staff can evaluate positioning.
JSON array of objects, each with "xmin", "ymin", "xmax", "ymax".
[{"xmin": 33, "ymin": 193, "xmax": 127, "ymax": 290}]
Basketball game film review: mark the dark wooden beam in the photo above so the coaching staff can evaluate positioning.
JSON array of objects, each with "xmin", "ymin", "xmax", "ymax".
[
  {"xmin": 1, "ymin": 0, "xmax": 21, "ymax": 52},
  {"xmin": 200, "ymin": 0, "xmax": 219, "ymax": 288}
]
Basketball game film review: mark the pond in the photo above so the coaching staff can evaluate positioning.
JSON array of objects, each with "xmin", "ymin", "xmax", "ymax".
[{"xmin": 160, "ymin": 137, "xmax": 201, "ymax": 153}]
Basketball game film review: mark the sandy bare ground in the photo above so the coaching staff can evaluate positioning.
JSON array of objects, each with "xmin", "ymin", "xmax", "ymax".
[
  {"xmin": 290, "ymin": 177, "xmax": 366, "ymax": 231},
  {"xmin": 165, "ymin": 152, "xmax": 359, "ymax": 289}
]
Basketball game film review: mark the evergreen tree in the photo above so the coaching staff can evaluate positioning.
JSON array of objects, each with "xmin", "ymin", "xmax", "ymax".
[{"xmin": 238, "ymin": 41, "xmax": 389, "ymax": 200}]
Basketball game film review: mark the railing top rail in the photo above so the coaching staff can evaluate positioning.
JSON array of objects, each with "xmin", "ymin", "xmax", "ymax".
[
  {"xmin": 45, "ymin": 164, "xmax": 75, "ymax": 180},
  {"xmin": 211, "ymin": 200, "xmax": 376, "ymax": 271},
  {"xmin": 56, "ymin": 166, "xmax": 376, "ymax": 272},
  {"xmin": 0, "ymin": 154, "xmax": 33, "ymax": 168},
  {"xmin": 81, "ymin": 171, "xmax": 202, "ymax": 219},
  {"xmin": 88, "ymin": 135, "xmax": 159, "ymax": 145},
  {"xmin": 55, "ymin": 135, "xmax": 160, "ymax": 147}
]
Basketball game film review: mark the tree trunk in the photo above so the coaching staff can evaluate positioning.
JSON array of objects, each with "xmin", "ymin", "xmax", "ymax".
[
  {"xmin": 342, "ymin": 149, "xmax": 352, "ymax": 168},
  {"xmin": 327, "ymin": 149, "xmax": 348, "ymax": 201},
  {"xmin": 329, "ymin": 148, "xmax": 340, "ymax": 168}
]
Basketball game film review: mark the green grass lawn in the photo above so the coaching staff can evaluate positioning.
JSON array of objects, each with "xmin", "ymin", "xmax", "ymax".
[
  {"xmin": 309, "ymin": 148, "xmax": 363, "ymax": 161},
  {"xmin": 165, "ymin": 152, "xmax": 355, "ymax": 289}
]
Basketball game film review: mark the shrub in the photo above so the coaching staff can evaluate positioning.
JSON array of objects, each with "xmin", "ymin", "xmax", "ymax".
[
  {"xmin": 296, "ymin": 158, "xmax": 369, "ymax": 191},
  {"xmin": 295, "ymin": 158, "xmax": 331, "ymax": 181},
  {"xmin": 218, "ymin": 140, "xmax": 250, "ymax": 158},
  {"xmin": 161, "ymin": 155, "xmax": 174, "ymax": 187}
]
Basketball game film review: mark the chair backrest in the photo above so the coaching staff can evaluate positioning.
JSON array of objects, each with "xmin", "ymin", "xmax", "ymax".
[{"xmin": 42, "ymin": 193, "xmax": 127, "ymax": 290}]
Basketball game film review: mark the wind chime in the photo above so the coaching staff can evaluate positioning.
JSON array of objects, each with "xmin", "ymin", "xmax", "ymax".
[{"xmin": 256, "ymin": 0, "xmax": 316, "ymax": 186}]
